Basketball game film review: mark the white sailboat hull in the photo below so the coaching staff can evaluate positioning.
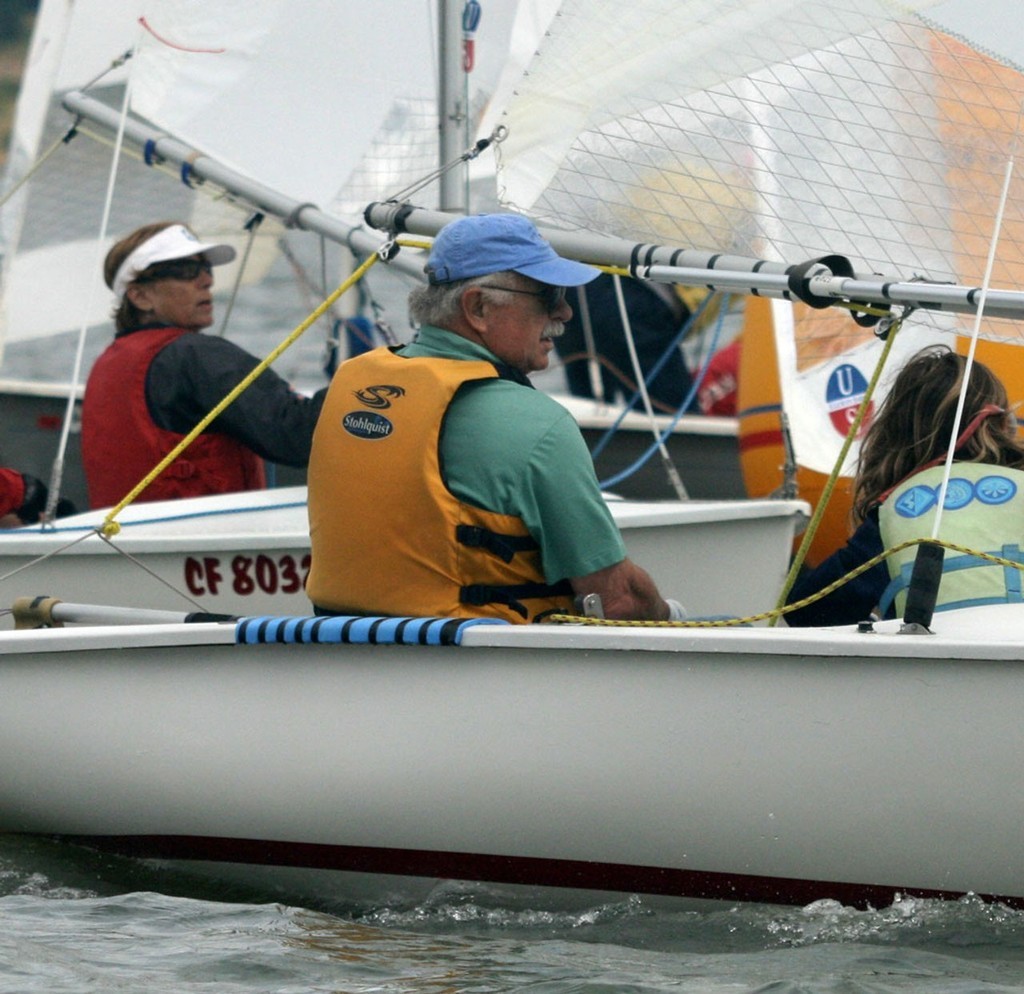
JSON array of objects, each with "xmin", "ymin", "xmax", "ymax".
[
  {"xmin": 0, "ymin": 486, "xmax": 807, "ymax": 624},
  {"xmin": 1, "ymin": 605, "xmax": 1022, "ymax": 909}
]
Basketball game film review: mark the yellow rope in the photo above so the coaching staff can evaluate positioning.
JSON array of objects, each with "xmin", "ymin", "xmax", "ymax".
[
  {"xmin": 547, "ymin": 535, "xmax": 1024, "ymax": 628},
  {"xmin": 99, "ymin": 250, "xmax": 382, "ymax": 536}
]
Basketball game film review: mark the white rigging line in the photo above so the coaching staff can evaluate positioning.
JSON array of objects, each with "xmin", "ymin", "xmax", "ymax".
[
  {"xmin": 573, "ymin": 285, "xmax": 605, "ymax": 401},
  {"xmin": 610, "ymin": 274, "xmax": 688, "ymax": 500},
  {"xmin": 43, "ymin": 29, "xmax": 144, "ymax": 523},
  {"xmin": 930, "ymin": 104, "xmax": 1023, "ymax": 540}
]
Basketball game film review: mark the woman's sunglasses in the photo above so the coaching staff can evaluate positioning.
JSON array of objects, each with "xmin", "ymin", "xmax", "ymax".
[{"xmin": 135, "ymin": 258, "xmax": 213, "ymax": 283}]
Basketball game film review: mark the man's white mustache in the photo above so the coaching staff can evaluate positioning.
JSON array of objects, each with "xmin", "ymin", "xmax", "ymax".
[{"xmin": 543, "ymin": 322, "xmax": 565, "ymax": 339}]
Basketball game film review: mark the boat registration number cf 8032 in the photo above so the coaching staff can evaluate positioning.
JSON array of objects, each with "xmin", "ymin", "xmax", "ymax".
[{"xmin": 183, "ymin": 554, "xmax": 311, "ymax": 598}]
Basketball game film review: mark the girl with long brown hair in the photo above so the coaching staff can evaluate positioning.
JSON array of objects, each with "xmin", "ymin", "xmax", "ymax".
[{"xmin": 785, "ymin": 345, "xmax": 1024, "ymax": 626}]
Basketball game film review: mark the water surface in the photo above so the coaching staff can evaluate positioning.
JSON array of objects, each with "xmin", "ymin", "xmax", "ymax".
[{"xmin": 4, "ymin": 834, "xmax": 1024, "ymax": 993}]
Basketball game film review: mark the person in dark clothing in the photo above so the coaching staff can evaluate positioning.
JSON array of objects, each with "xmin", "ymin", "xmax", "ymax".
[
  {"xmin": 0, "ymin": 467, "xmax": 77, "ymax": 527},
  {"xmin": 554, "ymin": 272, "xmax": 697, "ymax": 412},
  {"xmin": 785, "ymin": 346, "xmax": 1024, "ymax": 626},
  {"xmin": 81, "ymin": 221, "xmax": 326, "ymax": 509},
  {"xmin": 783, "ymin": 509, "xmax": 891, "ymax": 627}
]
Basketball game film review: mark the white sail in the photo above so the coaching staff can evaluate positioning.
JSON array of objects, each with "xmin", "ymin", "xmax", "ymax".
[
  {"xmin": 489, "ymin": 0, "xmax": 1024, "ymax": 483},
  {"xmin": 0, "ymin": 0, "xmax": 526, "ymax": 360},
  {"xmin": 1, "ymin": 0, "xmax": 145, "ymax": 351},
  {"xmin": 128, "ymin": 0, "xmax": 436, "ymax": 209}
]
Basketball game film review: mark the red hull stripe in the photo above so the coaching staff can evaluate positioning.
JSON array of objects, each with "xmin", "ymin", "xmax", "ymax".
[
  {"xmin": 63, "ymin": 834, "xmax": 1019, "ymax": 911},
  {"xmin": 737, "ymin": 430, "xmax": 784, "ymax": 453}
]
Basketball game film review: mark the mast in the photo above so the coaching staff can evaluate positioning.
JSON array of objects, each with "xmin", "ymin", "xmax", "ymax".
[{"xmin": 437, "ymin": 0, "xmax": 467, "ymax": 214}]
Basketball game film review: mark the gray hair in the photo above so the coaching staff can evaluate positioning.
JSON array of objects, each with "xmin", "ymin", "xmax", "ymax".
[{"xmin": 408, "ymin": 272, "xmax": 520, "ymax": 328}]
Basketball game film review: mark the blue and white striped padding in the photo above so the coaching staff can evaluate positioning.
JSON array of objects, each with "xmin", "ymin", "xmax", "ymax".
[{"xmin": 235, "ymin": 614, "xmax": 509, "ymax": 647}]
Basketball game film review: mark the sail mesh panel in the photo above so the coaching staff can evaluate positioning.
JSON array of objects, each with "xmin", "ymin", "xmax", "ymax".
[{"xmin": 495, "ymin": 0, "xmax": 1024, "ymax": 356}]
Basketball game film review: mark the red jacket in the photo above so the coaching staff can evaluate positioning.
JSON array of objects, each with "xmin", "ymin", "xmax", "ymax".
[
  {"xmin": 697, "ymin": 339, "xmax": 740, "ymax": 416},
  {"xmin": 0, "ymin": 468, "xmax": 25, "ymax": 518},
  {"xmin": 82, "ymin": 326, "xmax": 266, "ymax": 509}
]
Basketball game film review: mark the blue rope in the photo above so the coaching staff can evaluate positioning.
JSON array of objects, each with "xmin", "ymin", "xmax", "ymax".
[
  {"xmin": 590, "ymin": 291, "xmax": 717, "ymax": 461},
  {"xmin": 12, "ymin": 499, "xmax": 307, "ymax": 534},
  {"xmin": 596, "ymin": 295, "xmax": 730, "ymax": 491}
]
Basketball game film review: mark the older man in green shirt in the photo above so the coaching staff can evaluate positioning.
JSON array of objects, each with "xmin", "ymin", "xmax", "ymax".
[{"xmin": 307, "ymin": 213, "xmax": 682, "ymax": 622}]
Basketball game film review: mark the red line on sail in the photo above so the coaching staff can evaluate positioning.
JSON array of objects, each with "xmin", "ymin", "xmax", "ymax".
[{"xmin": 138, "ymin": 17, "xmax": 225, "ymax": 54}]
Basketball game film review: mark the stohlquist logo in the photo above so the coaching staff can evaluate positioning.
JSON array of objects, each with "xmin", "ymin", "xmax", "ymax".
[
  {"xmin": 354, "ymin": 384, "xmax": 405, "ymax": 409},
  {"xmin": 342, "ymin": 411, "xmax": 394, "ymax": 439}
]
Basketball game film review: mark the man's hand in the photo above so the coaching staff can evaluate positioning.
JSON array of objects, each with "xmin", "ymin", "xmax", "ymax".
[{"xmin": 570, "ymin": 558, "xmax": 676, "ymax": 621}]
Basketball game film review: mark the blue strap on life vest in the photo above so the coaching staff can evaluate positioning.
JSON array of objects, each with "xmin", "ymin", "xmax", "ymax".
[
  {"xmin": 235, "ymin": 614, "xmax": 509, "ymax": 647},
  {"xmin": 877, "ymin": 543, "xmax": 1024, "ymax": 616}
]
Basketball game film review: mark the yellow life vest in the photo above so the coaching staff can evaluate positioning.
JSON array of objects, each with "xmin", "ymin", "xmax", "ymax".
[
  {"xmin": 306, "ymin": 347, "xmax": 574, "ymax": 623},
  {"xmin": 878, "ymin": 463, "xmax": 1024, "ymax": 614}
]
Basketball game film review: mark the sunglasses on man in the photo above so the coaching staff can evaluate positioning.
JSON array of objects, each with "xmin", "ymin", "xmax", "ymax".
[{"xmin": 478, "ymin": 283, "xmax": 567, "ymax": 315}]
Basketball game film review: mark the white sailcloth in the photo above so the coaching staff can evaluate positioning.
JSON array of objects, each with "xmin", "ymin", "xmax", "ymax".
[
  {"xmin": 489, "ymin": 0, "xmax": 1024, "ymax": 478},
  {"xmin": 128, "ymin": 0, "xmax": 438, "ymax": 210},
  {"xmin": 1, "ymin": 0, "xmax": 144, "ymax": 352},
  {"xmin": 0, "ymin": 0, "xmax": 526, "ymax": 362}
]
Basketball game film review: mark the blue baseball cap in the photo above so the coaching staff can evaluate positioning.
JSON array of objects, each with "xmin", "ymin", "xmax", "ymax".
[{"xmin": 425, "ymin": 213, "xmax": 600, "ymax": 287}]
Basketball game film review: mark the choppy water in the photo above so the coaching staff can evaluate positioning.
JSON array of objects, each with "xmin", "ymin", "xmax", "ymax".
[{"xmin": 4, "ymin": 835, "xmax": 1024, "ymax": 993}]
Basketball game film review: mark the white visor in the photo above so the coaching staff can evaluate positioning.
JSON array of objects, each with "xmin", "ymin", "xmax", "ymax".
[{"xmin": 112, "ymin": 224, "xmax": 236, "ymax": 301}]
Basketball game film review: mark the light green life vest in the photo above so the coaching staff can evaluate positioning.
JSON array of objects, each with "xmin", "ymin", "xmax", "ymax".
[{"xmin": 878, "ymin": 463, "xmax": 1024, "ymax": 615}]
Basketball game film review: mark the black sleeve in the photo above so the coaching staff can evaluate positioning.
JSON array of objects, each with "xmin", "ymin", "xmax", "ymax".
[
  {"xmin": 784, "ymin": 511, "xmax": 890, "ymax": 627},
  {"xmin": 146, "ymin": 334, "xmax": 326, "ymax": 467}
]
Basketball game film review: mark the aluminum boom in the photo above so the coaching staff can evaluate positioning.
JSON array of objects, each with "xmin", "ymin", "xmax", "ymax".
[
  {"xmin": 364, "ymin": 202, "xmax": 1024, "ymax": 321},
  {"xmin": 62, "ymin": 91, "xmax": 426, "ymax": 279}
]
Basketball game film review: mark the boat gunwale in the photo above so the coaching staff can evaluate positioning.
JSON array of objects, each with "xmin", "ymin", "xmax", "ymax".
[
  {"xmin": 0, "ymin": 605, "xmax": 1020, "ymax": 660},
  {"xmin": 0, "ymin": 496, "xmax": 810, "ymax": 553}
]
